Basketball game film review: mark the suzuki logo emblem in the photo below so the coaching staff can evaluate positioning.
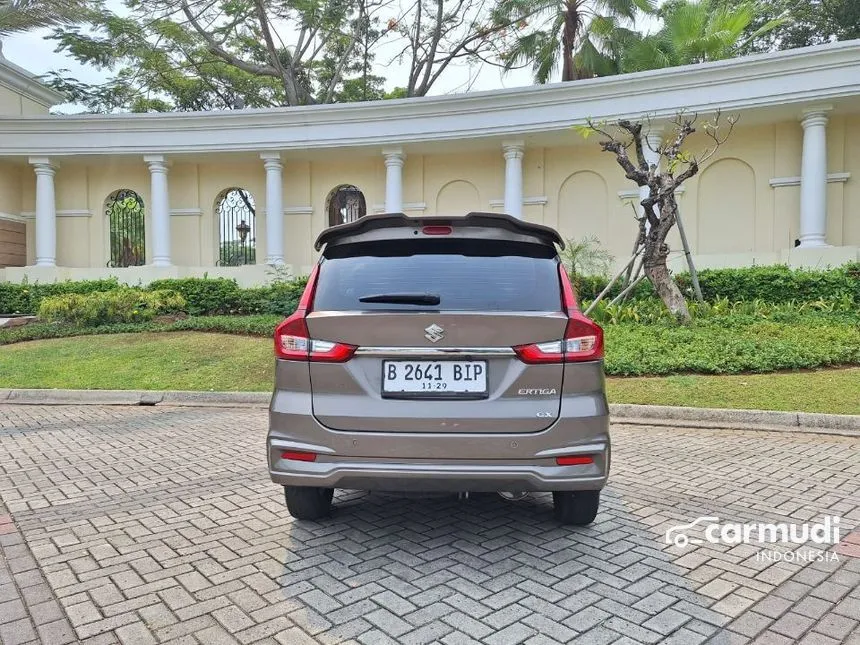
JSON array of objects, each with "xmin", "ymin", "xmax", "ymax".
[{"xmin": 424, "ymin": 324, "xmax": 445, "ymax": 343}]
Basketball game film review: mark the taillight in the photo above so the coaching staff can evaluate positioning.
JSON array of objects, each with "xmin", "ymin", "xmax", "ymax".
[
  {"xmin": 562, "ymin": 312, "xmax": 603, "ymax": 361},
  {"xmin": 274, "ymin": 264, "xmax": 357, "ymax": 362},
  {"xmin": 513, "ymin": 264, "xmax": 603, "ymax": 364}
]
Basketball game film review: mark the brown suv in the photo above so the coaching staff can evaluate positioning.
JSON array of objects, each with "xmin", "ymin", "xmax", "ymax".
[{"xmin": 267, "ymin": 212, "xmax": 609, "ymax": 525}]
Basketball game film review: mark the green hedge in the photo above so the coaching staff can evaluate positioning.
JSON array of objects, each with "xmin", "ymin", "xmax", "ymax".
[
  {"xmin": 3, "ymin": 264, "xmax": 857, "ymax": 316},
  {"xmin": 1, "ymin": 275, "xmax": 310, "ymax": 317},
  {"xmin": 146, "ymin": 278, "xmax": 241, "ymax": 316},
  {"xmin": 604, "ymin": 314, "xmax": 860, "ymax": 376},
  {"xmin": 0, "ymin": 278, "xmax": 121, "ymax": 315},
  {"xmin": 573, "ymin": 262, "xmax": 860, "ymax": 303},
  {"xmin": 0, "ymin": 315, "xmax": 283, "ymax": 346},
  {"xmin": 38, "ymin": 289, "xmax": 186, "ymax": 326}
]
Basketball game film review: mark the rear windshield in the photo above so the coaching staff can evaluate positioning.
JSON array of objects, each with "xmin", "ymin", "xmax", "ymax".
[{"xmin": 314, "ymin": 239, "xmax": 562, "ymax": 312}]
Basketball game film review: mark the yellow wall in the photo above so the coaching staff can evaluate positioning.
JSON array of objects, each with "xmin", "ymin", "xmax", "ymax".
[
  {"xmin": 1, "ymin": 115, "xmax": 858, "ymax": 275},
  {"xmin": 0, "ymin": 163, "xmax": 22, "ymax": 215},
  {"xmin": 0, "ymin": 84, "xmax": 51, "ymax": 116},
  {"xmin": 839, "ymin": 115, "xmax": 860, "ymax": 247}
]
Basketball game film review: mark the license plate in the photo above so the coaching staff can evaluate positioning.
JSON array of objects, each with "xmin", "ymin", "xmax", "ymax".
[{"xmin": 382, "ymin": 361, "xmax": 487, "ymax": 396}]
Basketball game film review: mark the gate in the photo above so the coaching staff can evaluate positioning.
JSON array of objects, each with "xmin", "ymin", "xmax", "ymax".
[
  {"xmin": 217, "ymin": 188, "xmax": 256, "ymax": 266},
  {"xmin": 327, "ymin": 185, "xmax": 367, "ymax": 226},
  {"xmin": 106, "ymin": 189, "xmax": 145, "ymax": 267}
]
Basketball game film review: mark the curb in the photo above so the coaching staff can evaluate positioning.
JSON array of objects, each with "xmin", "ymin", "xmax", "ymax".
[
  {"xmin": 0, "ymin": 389, "xmax": 270, "ymax": 407},
  {"xmin": 1, "ymin": 389, "xmax": 859, "ymax": 435},
  {"xmin": 610, "ymin": 404, "xmax": 860, "ymax": 436}
]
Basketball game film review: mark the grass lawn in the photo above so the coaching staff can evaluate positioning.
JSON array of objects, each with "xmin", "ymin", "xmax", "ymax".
[
  {"xmin": 0, "ymin": 332, "xmax": 274, "ymax": 392},
  {"xmin": 607, "ymin": 369, "xmax": 860, "ymax": 415},
  {"xmin": 1, "ymin": 331, "xmax": 858, "ymax": 414}
]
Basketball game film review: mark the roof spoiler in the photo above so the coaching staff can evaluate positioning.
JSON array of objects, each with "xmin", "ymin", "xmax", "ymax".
[{"xmin": 314, "ymin": 211, "xmax": 565, "ymax": 251}]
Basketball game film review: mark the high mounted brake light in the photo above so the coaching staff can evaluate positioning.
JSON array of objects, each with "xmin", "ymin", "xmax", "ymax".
[
  {"xmin": 274, "ymin": 264, "xmax": 357, "ymax": 362},
  {"xmin": 513, "ymin": 264, "xmax": 604, "ymax": 364},
  {"xmin": 421, "ymin": 225, "xmax": 452, "ymax": 235}
]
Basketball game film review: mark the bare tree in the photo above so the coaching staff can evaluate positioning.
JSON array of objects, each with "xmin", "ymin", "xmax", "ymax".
[
  {"xmin": 584, "ymin": 111, "xmax": 737, "ymax": 322},
  {"xmin": 387, "ymin": 0, "xmax": 528, "ymax": 97}
]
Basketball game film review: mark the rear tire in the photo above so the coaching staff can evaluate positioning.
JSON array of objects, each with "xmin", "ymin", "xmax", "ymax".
[
  {"xmin": 284, "ymin": 486, "xmax": 334, "ymax": 520},
  {"xmin": 553, "ymin": 490, "xmax": 600, "ymax": 526}
]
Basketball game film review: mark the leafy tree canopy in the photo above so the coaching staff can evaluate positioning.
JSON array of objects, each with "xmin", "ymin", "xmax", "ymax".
[{"xmin": 713, "ymin": 0, "xmax": 860, "ymax": 52}]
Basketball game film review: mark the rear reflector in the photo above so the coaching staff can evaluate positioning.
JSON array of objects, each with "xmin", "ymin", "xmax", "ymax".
[
  {"xmin": 422, "ymin": 225, "xmax": 452, "ymax": 235},
  {"xmin": 555, "ymin": 455, "xmax": 594, "ymax": 466},
  {"xmin": 281, "ymin": 451, "xmax": 317, "ymax": 462}
]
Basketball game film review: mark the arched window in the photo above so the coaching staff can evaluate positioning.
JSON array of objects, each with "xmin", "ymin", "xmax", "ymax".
[
  {"xmin": 326, "ymin": 185, "xmax": 366, "ymax": 226},
  {"xmin": 106, "ymin": 189, "xmax": 145, "ymax": 267},
  {"xmin": 216, "ymin": 188, "xmax": 256, "ymax": 266}
]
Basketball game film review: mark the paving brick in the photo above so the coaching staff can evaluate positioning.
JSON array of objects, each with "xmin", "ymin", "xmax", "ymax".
[
  {"xmin": 769, "ymin": 611, "xmax": 817, "ymax": 638},
  {"xmin": 34, "ymin": 618, "xmax": 76, "ymax": 645},
  {"xmin": 811, "ymin": 613, "xmax": 857, "ymax": 640},
  {"xmin": 641, "ymin": 607, "xmax": 690, "ymax": 634},
  {"xmin": 364, "ymin": 607, "xmax": 413, "ymax": 637},
  {"xmin": 0, "ymin": 617, "xmax": 38, "ymax": 645},
  {"xmin": 114, "ymin": 621, "xmax": 157, "ymax": 645},
  {"xmin": 484, "ymin": 622, "xmax": 538, "ymax": 645}
]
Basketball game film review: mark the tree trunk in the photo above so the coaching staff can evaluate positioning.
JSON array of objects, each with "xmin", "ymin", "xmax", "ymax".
[
  {"xmin": 561, "ymin": 2, "xmax": 578, "ymax": 81},
  {"xmin": 644, "ymin": 261, "xmax": 690, "ymax": 322},
  {"xmin": 643, "ymin": 191, "xmax": 691, "ymax": 323}
]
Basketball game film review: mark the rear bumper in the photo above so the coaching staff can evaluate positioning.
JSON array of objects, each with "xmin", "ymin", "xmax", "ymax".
[
  {"xmin": 268, "ymin": 451, "xmax": 608, "ymax": 492},
  {"xmin": 268, "ymin": 358, "xmax": 610, "ymax": 493}
]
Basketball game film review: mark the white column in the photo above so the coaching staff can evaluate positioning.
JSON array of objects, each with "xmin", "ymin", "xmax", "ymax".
[
  {"xmin": 798, "ymin": 107, "xmax": 831, "ymax": 248},
  {"xmin": 29, "ymin": 157, "xmax": 58, "ymax": 267},
  {"xmin": 144, "ymin": 155, "xmax": 172, "ymax": 266},
  {"xmin": 502, "ymin": 140, "xmax": 525, "ymax": 219},
  {"xmin": 640, "ymin": 129, "xmax": 663, "ymax": 225},
  {"xmin": 261, "ymin": 152, "xmax": 284, "ymax": 265},
  {"xmin": 383, "ymin": 147, "xmax": 405, "ymax": 213}
]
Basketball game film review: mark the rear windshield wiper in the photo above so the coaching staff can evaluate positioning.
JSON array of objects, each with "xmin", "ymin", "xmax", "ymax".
[{"xmin": 358, "ymin": 293, "xmax": 441, "ymax": 305}]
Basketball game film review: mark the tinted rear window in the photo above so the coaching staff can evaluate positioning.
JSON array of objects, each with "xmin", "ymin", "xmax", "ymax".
[{"xmin": 314, "ymin": 239, "xmax": 562, "ymax": 312}]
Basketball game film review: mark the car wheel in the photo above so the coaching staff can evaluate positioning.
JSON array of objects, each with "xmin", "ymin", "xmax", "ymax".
[
  {"xmin": 284, "ymin": 486, "xmax": 334, "ymax": 520},
  {"xmin": 553, "ymin": 490, "xmax": 600, "ymax": 526}
]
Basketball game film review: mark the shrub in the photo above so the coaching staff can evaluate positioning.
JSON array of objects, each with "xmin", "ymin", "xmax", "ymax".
[
  {"xmin": 585, "ymin": 295, "xmax": 859, "ymax": 326},
  {"xmin": 38, "ymin": 289, "xmax": 186, "ymax": 326},
  {"xmin": 0, "ymin": 315, "xmax": 281, "ymax": 346},
  {"xmin": 604, "ymin": 315, "xmax": 860, "ymax": 376},
  {"xmin": 573, "ymin": 263, "xmax": 859, "ymax": 304},
  {"xmin": 0, "ymin": 278, "xmax": 121, "ymax": 315},
  {"xmin": 675, "ymin": 265, "xmax": 858, "ymax": 303},
  {"xmin": 235, "ymin": 276, "xmax": 308, "ymax": 316},
  {"xmin": 146, "ymin": 277, "xmax": 241, "ymax": 315},
  {"xmin": 170, "ymin": 315, "xmax": 282, "ymax": 336}
]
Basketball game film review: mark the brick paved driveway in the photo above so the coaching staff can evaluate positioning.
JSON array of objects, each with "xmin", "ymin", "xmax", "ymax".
[{"xmin": 0, "ymin": 404, "xmax": 858, "ymax": 645}]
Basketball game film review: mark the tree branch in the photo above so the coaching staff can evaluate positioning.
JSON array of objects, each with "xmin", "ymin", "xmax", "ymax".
[
  {"xmin": 617, "ymin": 119, "xmax": 647, "ymax": 171},
  {"xmin": 600, "ymin": 140, "xmax": 648, "ymax": 186},
  {"xmin": 180, "ymin": 1, "xmax": 279, "ymax": 78}
]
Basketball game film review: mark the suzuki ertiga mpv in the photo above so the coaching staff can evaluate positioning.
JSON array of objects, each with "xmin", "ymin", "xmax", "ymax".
[{"xmin": 267, "ymin": 212, "xmax": 610, "ymax": 525}]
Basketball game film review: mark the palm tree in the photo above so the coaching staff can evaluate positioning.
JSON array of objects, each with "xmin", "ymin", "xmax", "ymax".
[
  {"xmin": 496, "ymin": 0, "xmax": 654, "ymax": 83},
  {"xmin": 619, "ymin": 0, "xmax": 785, "ymax": 73},
  {"xmin": 0, "ymin": 0, "xmax": 93, "ymax": 37}
]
